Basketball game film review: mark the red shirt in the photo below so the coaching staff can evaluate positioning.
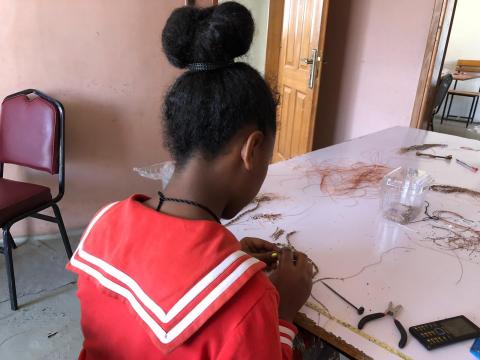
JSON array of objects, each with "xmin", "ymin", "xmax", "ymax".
[{"xmin": 67, "ymin": 195, "xmax": 297, "ymax": 359}]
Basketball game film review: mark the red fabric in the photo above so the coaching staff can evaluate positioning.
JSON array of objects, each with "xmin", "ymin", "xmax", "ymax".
[
  {"xmin": 68, "ymin": 195, "xmax": 296, "ymax": 359},
  {"xmin": 0, "ymin": 178, "xmax": 52, "ymax": 225},
  {"xmin": 0, "ymin": 94, "xmax": 59, "ymax": 174}
]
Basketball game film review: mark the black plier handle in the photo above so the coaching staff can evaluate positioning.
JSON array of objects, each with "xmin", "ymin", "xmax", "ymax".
[
  {"xmin": 358, "ymin": 312, "xmax": 385, "ymax": 329},
  {"xmin": 394, "ymin": 319, "xmax": 407, "ymax": 348},
  {"xmin": 357, "ymin": 313, "xmax": 408, "ymax": 348}
]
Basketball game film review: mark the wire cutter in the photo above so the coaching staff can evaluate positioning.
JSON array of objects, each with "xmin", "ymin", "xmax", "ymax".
[{"xmin": 357, "ymin": 301, "xmax": 408, "ymax": 348}]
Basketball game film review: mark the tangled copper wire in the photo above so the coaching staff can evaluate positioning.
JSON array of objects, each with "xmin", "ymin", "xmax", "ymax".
[
  {"xmin": 428, "ymin": 210, "xmax": 480, "ymax": 255},
  {"xmin": 302, "ymin": 162, "xmax": 392, "ymax": 198}
]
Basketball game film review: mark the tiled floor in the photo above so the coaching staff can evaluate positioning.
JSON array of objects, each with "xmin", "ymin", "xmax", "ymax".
[
  {"xmin": 433, "ymin": 116, "xmax": 480, "ymax": 141},
  {"xmin": 0, "ymin": 237, "xmax": 82, "ymax": 360}
]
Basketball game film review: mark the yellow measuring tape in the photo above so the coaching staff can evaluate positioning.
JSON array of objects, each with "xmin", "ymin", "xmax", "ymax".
[{"xmin": 306, "ymin": 302, "xmax": 412, "ymax": 360}]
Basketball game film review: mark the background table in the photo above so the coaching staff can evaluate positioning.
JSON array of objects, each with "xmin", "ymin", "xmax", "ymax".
[
  {"xmin": 452, "ymin": 72, "xmax": 480, "ymax": 81},
  {"xmin": 227, "ymin": 126, "xmax": 480, "ymax": 360}
]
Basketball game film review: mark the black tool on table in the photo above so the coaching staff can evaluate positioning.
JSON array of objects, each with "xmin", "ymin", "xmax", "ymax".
[
  {"xmin": 358, "ymin": 301, "xmax": 407, "ymax": 348},
  {"xmin": 320, "ymin": 280, "xmax": 364, "ymax": 315},
  {"xmin": 409, "ymin": 315, "xmax": 480, "ymax": 350}
]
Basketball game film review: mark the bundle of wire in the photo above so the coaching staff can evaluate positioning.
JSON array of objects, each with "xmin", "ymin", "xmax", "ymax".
[{"xmin": 303, "ymin": 162, "xmax": 392, "ymax": 198}]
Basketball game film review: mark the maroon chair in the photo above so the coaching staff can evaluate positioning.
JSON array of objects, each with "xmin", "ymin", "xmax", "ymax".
[{"xmin": 0, "ymin": 89, "xmax": 72, "ymax": 310}]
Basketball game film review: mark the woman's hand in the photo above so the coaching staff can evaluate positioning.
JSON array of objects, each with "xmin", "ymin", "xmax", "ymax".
[
  {"xmin": 269, "ymin": 249, "xmax": 313, "ymax": 322},
  {"xmin": 240, "ymin": 237, "xmax": 280, "ymax": 270}
]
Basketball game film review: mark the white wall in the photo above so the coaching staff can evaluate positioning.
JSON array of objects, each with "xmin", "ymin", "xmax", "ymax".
[
  {"xmin": 443, "ymin": 0, "xmax": 480, "ymax": 122},
  {"xmin": 219, "ymin": 0, "xmax": 269, "ymax": 74},
  {"xmin": 315, "ymin": 0, "xmax": 436, "ymax": 148},
  {"xmin": 1, "ymin": 0, "xmax": 181, "ymax": 236}
]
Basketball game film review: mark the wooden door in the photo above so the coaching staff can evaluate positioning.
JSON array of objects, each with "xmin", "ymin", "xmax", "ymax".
[{"xmin": 273, "ymin": 0, "xmax": 329, "ymax": 162}]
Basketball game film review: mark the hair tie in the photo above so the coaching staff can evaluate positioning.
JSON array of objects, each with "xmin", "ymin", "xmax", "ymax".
[{"xmin": 187, "ymin": 61, "xmax": 234, "ymax": 72}]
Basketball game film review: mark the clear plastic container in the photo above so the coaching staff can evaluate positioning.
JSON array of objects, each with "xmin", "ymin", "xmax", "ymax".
[
  {"xmin": 380, "ymin": 167, "xmax": 433, "ymax": 224},
  {"xmin": 133, "ymin": 161, "xmax": 175, "ymax": 189}
]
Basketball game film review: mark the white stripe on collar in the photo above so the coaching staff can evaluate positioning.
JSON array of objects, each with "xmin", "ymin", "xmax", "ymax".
[
  {"xmin": 69, "ymin": 201, "xmax": 261, "ymax": 344},
  {"xmin": 73, "ymin": 202, "xmax": 248, "ymax": 322},
  {"xmin": 71, "ymin": 253, "xmax": 259, "ymax": 343},
  {"xmin": 77, "ymin": 248, "xmax": 247, "ymax": 323},
  {"xmin": 280, "ymin": 336, "xmax": 293, "ymax": 348}
]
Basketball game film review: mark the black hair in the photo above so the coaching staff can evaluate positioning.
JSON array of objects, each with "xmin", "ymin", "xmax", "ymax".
[{"xmin": 161, "ymin": 1, "xmax": 277, "ymax": 166}]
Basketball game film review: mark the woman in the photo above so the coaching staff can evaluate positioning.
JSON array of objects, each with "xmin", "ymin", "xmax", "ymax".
[{"xmin": 68, "ymin": 2, "xmax": 313, "ymax": 359}]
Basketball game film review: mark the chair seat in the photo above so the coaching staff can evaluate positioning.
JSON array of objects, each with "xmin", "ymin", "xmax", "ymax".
[
  {"xmin": 0, "ymin": 178, "xmax": 52, "ymax": 226},
  {"xmin": 448, "ymin": 89, "xmax": 480, "ymax": 97}
]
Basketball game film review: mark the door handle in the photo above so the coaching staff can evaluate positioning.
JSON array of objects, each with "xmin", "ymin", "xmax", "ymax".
[{"xmin": 302, "ymin": 49, "xmax": 319, "ymax": 89}]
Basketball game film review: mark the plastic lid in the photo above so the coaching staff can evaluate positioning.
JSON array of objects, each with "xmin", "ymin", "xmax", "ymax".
[{"xmin": 383, "ymin": 167, "xmax": 433, "ymax": 194}]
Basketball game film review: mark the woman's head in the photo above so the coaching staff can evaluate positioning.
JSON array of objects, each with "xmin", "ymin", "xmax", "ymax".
[{"xmin": 162, "ymin": 2, "xmax": 277, "ymax": 218}]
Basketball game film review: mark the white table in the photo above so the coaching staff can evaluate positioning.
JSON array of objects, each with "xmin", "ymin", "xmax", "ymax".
[{"xmin": 227, "ymin": 127, "xmax": 480, "ymax": 360}]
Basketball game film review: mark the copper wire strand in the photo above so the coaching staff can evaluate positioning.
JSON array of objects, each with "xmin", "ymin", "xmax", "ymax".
[
  {"xmin": 420, "ymin": 203, "xmax": 480, "ymax": 255},
  {"xmin": 224, "ymin": 193, "xmax": 281, "ymax": 226},
  {"xmin": 275, "ymin": 231, "xmax": 320, "ymax": 278},
  {"xmin": 430, "ymin": 184, "xmax": 480, "ymax": 199},
  {"xmin": 399, "ymin": 143, "xmax": 448, "ymax": 153},
  {"xmin": 414, "ymin": 203, "xmax": 480, "ymax": 283},
  {"xmin": 404, "ymin": 231, "xmax": 466, "ymax": 284},
  {"xmin": 408, "ymin": 201, "xmax": 480, "ymax": 284},
  {"xmin": 270, "ymin": 228, "xmax": 285, "ymax": 241},
  {"xmin": 298, "ymin": 162, "xmax": 392, "ymax": 199},
  {"xmin": 315, "ymin": 246, "xmax": 415, "ymax": 283},
  {"xmin": 428, "ymin": 226, "xmax": 466, "ymax": 284}
]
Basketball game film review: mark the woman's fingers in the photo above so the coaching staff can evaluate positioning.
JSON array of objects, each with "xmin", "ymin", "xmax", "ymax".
[
  {"xmin": 306, "ymin": 260, "xmax": 314, "ymax": 277},
  {"xmin": 293, "ymin": 252, "xmax": 314, "ymax": 277},
  {"xmin": 241, "ymin": 237, "xmax": 280, "ymax": 253},
  {"xmin": 278, "ymin": 249, "xmax": 314, "ymax": 278},
  {"xmin": 255, "ymin": 239, "xmax": 280, "ymax": 252},
  {"xmin": 251, "ymin": 251, "xmax": 278, "ymax": 265},
  {"xmin": 279, "ymin": 248, "xmax": 294, "ymax": 267},
  {"xmin": 295, "ymin": 252, "xmax": 308, "ymax": 266}
]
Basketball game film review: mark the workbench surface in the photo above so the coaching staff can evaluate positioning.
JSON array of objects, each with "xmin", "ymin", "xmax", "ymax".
[{"xmin": 227, "ymin": 126, "xmax": 480, "ymax": 360}]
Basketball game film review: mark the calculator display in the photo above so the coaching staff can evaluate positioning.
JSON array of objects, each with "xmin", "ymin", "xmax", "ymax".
[{"xmin": 441, "ymin": 317, "xmax": 479, "ymax": 337}]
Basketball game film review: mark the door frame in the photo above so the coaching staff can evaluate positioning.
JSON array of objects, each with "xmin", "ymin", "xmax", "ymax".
[
  {"xmin": 265, "ymin": 1, "xmax": 330, "ymax": 91},
  {"xmin": 203, "ymin": 0, "xmax": 326, "ymax": 103},
  {"xmin": 202, "ymin": 0, "xmax": 284, "ymax": 91},
  {"xmin": 264, "ymin": 0, "xmax": 285, "ymax": 89},
  {"xmin": 269, "ymin": 0, "xmax": 330, "ymax": 161},
  {"xmin": 410, "ymin": 0, "xmax": 457, "ymax": 129}
]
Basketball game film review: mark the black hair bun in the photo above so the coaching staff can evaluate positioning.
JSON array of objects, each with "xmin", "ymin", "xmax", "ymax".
[{"xmin": 162, "ymin": 2, "xmax": 254, "ymax": 68}]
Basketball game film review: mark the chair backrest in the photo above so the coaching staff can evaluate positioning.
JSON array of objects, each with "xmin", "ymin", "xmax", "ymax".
[
  {"xmin": 456, "ymin": 59, "xmax": 480, "ymax": 73},
  {"xmin": 0, "ymin": 90, "xmax": 62, "ymax": 174},
  {"xmin": 433, "ymin": 74, "xmax": 453, "ymax": 115}
]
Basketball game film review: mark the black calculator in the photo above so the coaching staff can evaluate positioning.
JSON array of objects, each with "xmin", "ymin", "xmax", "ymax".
[{"xmin": 409, "ymin": 315, "xmax": 480, "ymax": 350}]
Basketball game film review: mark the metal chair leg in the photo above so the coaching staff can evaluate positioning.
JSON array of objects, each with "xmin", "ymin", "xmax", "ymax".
[
  {"xmin": 446, "ymin": 93, "xmax": 455, "ymax": 121},
  {"xmin": 441, "ymin": 94, "xmax": 449, "ymax": 124},
  {"xmin": 7, "ymin": 232, "xmax": 16, "ymax": 249},
  {"xmin": 472, "ymin": 96, "xmax": 479, "ymax": 126},
  {"xmin": 466, "ymin": 97, "xmax": 477, "ymax": 128},
  {"xmin": 3, "ymin": 228, "xmax": 18, "ymax": 310},
  {"xmin": 428, "ymin": 114, "xmax": 434, "ymax": 131},
  {"xmin": 51, "ymin": 203, "xmax": 73, "ymax": 259}
]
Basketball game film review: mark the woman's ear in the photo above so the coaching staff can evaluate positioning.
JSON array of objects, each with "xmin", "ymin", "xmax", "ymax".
[{"xmin": 240, "ymin": 131, "xmax": 264, "ymax": 171}]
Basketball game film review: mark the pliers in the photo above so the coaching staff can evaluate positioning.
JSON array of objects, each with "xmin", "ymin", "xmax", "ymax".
[{"xmin": 357, "ymin": 301, "xmax": 408, "ymax": 348}]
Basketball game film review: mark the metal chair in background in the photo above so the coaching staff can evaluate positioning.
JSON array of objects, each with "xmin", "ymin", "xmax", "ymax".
[
  {"xmin": 429, "ymin": 74, "xmax": 453, "ymax": 131},
  {"xmin": 441, "ymin": 59, "xmax": 480, "ymax": 128},
  {"xmin": 0, "ymin": 89, "xmax": 72, "ymax": 310}
]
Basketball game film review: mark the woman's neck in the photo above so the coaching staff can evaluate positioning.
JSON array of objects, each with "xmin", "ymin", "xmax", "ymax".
[{"xmin": 156, "ymin": 160, "xmax": 229, "ymax": 221}]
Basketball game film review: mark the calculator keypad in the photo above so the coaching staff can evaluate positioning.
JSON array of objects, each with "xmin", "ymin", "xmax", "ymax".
[
  {"xmin": 410, "ymin": 317, "xmax": 480, "ymax": 351},
  {"xmin": 411, "ymin": 324, "xmax": 451, "ymax": 349}
]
